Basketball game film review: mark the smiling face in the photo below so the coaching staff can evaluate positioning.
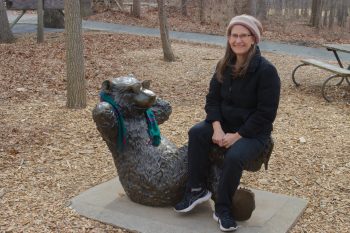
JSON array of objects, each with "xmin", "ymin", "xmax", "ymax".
[{"xmin": 228, "ymin": 25, "xmax": 255, "ymax": 58}]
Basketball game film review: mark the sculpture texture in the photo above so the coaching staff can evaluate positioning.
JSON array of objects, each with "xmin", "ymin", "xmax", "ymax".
[{"xmin": 93, "ymin": 75, "xmax": 187, "ymax": 206}]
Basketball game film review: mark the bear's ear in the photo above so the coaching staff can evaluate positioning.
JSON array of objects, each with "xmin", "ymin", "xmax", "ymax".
[
  {"xmin": 142, "ymin": 80, "xmax": 151, "ymax": 89},
  {"xmin": 101, "ymin": 80, "xmax": 111, "ymax": 92}
]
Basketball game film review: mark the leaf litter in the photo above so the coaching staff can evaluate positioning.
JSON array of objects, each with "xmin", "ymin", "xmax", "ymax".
[{"xmin": 0, "ymin": 32, "xmax": 349, "ymax": 232}]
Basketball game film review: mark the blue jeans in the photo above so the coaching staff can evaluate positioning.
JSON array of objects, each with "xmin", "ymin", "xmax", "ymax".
[{"xmin": 187, "ymin": 121, "xmax": 269, "ymax": 215}]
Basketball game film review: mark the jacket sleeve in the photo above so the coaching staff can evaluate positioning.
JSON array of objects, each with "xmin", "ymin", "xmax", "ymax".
[
  {"xmin": 205, "ymin": 73, "xmax": 223, "ymax": 122},
  {"xmin": 238, "ymin": 64, "xmax": 281, "ymax": 138}
]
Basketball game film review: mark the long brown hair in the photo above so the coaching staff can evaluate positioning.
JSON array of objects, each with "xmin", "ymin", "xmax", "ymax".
[{"xmin": 215, "ymin": 42, "xmax": 257, "ymax": 82}]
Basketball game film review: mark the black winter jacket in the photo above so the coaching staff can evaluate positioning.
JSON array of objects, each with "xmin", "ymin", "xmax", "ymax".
[{"xmin": 205, "ymin": 47, "xmax": 281, "ymax": 138}]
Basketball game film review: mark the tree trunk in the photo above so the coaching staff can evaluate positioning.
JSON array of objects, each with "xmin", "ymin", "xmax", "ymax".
[
  {"xmin": 44, "ymin": 9, "xmax": 64, "ymax": 28},
  {"xmin": 337, "ymin": 0, "xmax": 349, "ymax": 27},
  {"xmin": 293, "ymin": 0, "xmax": 299, "ymax": 17},
  {"xmin": 157, "ymin": 0, "xmax": 175, "ymax": 62},
  {"xmin": 0, "ymin": 0, "xmax": 14, "ymax": 43},
  {"xmin": 248, "ymin": 0, "xmax": 257, "ymax": 16},
  {"xmin": 336, "ymin": 1, "xmax": 343, "ymax": 26},
  {"xmin": 234, "ymin": 0, "xmax": 251, "ymax": 15},
  {"xmin": 37, "ymin": 0, "xmax": 44, "ymax": 43},
  {"xmin": 80, "ymin": 0, "xmax": 92, "ymax": 17},
  {"xmin": 274, "ymin": 0, "xmax": 283, "ymax": 15},
  {"xmin": 302, "ymin": 0, "xmax": 309, "ymax": 17},
  {"xmin": 132, "ymin": 0, "xmax": 141, "ymax": 18},
  {"xmin": 310, "ymin": 0, "xmax": 323, "ymax": 28},
  {"xmin": 316, "ymin": 0, "xmax": 323, "ymax": 28},
  {"xmin": 310, "ymin": 0, "xmax": 316, "ymax": 24},
  {"xmin": 285, "ymin": 0, "xmax": 291, "ymax": 16},
  {"xmin": 181, "ymin": 0, "xmax": 187, "ymax": 16},
  {"xmin": 64, "ymin": 0, "xmax": 87, "ymax": 109},
  {"xmin": 328, "ymin": 2, "xmax": 335, "ymax": 29},
  {"xmin": 199, "ymin": 0, "xmax": 205, "ymax": 23},
  {"xmin": 256, "ymin": 0, "xmax": 268, "ymax": 20}
]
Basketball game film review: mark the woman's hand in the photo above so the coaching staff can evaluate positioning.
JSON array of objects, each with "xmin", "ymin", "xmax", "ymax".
[
  {"xmin": 212, "ymin": 121, "xmax": 225, "ymax": 147},
  {"xmin": 222, "ymin": 132, "xmax": 242, "ymax": 148},
  {"xmin": 212, "ymin": 128, "xmax": 225, "ymax": 147}
]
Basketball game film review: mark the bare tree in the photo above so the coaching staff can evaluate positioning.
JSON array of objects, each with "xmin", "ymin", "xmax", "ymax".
[
  {"xmin": 199, "ymin": 0, "xmax": 205, "ymax": 22},
  {"xmin": 0, "ymin": 0, "xmax": 14, "ymax": 43},
  {"xmin": 181, "ymin": 0, "xmax": 187, "ymax": 16},
  {"xmin": 157, "ymin": 0, "xmax": 175, "ymax": 61},
  {"xmin": 248, "ymin": 0, "xmax": 257, "ymax": 16},
  {"xmin": 64, "ymin": 0, "xmax": 87, "ymax": 108},
  {"xmin": 302, "ymin": 0, "xmax": 309, "ymax": 17},
  {"xmin": 337, "ymin": 0, "xmax": 349, "ymax": 27},
  {"xmin": 234, "ymin": 0, "xmax": 252, "ymax": 15},
  {"xmin": 310, "ymin": 0, "xmax": 323, "ymax": 28},
  {"xmin": 274, "ymin": 0, "xmax": 283, "ymax": 15},
  {"xmin": 132, "ymin": 0, "xmax": 141, "ymax": 18},
  {"xmin": 323, "ymin": 0, "xmax": 329, "ymax": 27},
  {"xmin": 256, "ymin": 0, "xmax": 268, "ymax": 20},
  {"xmin": 328, "ymin": 0, "xmax": 336, "ymax": 29},
  {"xmin": 37, "ymin": 0, "xmax": 44, "ymax": 43}
]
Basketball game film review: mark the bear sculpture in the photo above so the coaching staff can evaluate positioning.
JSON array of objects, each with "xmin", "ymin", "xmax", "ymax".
[
  {"xmin": 93, "ymin": 75, "xmax": 274, "ymax": 220},
  {"xmin": 93, "ymin": 75, "xmax": 188, "ymax": 206}
]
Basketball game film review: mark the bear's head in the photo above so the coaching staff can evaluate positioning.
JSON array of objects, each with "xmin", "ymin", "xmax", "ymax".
[{"xmin": 100, "ymin": 75, "xmax": 156, "ymax": 117}]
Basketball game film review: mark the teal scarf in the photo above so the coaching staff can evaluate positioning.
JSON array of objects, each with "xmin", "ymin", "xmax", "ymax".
[
  {"xmin": 99, "ymin": 92, "xmax": 161, "ymax": 151},
  {"xmin": 145, "ymin": 109, "xmax": 161, "ymax": 146},
  {"xmin": 100, "ymin": 92, "xmax": 127, "ymax": 152}
]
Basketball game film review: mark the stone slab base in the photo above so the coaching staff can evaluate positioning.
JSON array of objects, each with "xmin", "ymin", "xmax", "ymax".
[{"xmin": 70, "ymin": 178, "xmax": 307, "ymax": 233}]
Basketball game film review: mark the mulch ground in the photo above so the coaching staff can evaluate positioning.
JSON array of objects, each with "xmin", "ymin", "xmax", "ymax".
[{"xmin": 0, "ymin": 32, "xmax": 349, "ymax": 232}]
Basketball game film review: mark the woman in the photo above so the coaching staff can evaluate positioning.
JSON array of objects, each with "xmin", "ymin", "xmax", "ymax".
[{"xmin": 174, "ymin": 15, "xmax": 281, "ymax": 232}]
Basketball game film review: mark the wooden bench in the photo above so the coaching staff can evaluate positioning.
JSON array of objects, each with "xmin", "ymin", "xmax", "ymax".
[{"xmin": 292, "ymin": 58, "xmax": 350, "ymax": 102}]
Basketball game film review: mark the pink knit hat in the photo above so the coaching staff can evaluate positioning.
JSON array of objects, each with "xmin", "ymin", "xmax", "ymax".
[{"xmin": 226, "ymin": 14, "xmax": 263, "ymax": 43}]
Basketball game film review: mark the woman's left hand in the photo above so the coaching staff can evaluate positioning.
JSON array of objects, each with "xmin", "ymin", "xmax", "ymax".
[{"xmin": 222, "ymin": 133, "xmax": 242, "ymax": 148}]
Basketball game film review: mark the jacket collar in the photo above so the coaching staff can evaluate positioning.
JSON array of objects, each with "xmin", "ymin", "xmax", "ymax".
[{"xmin": 247, "ymin": 46, "xmax": 261, "ymax": 73}]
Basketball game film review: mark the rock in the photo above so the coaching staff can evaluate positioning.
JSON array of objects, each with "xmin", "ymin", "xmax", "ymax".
[
  {"xmin": 258, "ymin": 178, "xmax": 269, "ymax": 185},
  {"xmin": 299, "ymin": 136, "xmax": 306, "ymax": 143},
  {"xmin": 16, "ymin": 87, "xmax": 26, "ymax": 92}
]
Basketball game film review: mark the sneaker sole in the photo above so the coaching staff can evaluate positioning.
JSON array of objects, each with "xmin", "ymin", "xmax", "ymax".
[
  {"xmin": 174, "ymin": 191, "xmax": 212, "ymax": 213},
  {"xmin": 213, "ymin": 213, "xmax": 238, "ymax": 232}
]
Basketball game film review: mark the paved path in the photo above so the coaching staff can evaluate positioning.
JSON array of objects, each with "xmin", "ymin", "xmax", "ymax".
[{"xmin": 7, "ymin": 11, "xmax": 350, "ymax": 62}]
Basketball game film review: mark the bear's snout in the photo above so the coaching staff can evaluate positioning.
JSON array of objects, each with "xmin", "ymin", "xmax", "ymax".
[{"xmin": 134, "ymin": 89, "xmax": 156, "ymax": 108}]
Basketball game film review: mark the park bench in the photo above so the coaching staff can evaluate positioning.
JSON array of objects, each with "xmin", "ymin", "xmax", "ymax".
[
  {"xmin": 292, "ymin": 58, "xmax": 350, "ymax": 102},
  {"xmin": 292, "ymin": 46, "xmax": 350, "ymax": 102}
]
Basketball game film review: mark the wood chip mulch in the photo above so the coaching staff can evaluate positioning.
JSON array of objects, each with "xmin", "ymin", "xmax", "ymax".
[{"xmin": 0, "ymin": 32, "xmax": 349, "ymax": 232}]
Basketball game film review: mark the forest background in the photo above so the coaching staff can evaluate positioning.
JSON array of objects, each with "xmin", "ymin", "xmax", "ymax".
[{"xmin": 89, "ymin": 0, "xmax": 350, "ymax": 46}]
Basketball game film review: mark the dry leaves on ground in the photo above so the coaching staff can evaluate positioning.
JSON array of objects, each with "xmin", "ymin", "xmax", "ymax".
[{"xmin": 0, "ymin": 32, "xmax": 349, "ymax": 232}]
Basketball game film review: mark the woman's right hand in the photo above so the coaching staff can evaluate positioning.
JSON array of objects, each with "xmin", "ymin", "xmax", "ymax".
[{"xmin": 212, "ymin": 121, "xmax": 225, "ymax": 147}]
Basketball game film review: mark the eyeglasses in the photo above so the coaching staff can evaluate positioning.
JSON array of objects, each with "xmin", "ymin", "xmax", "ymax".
[{"xmin": 229, "ymin": 33, "xmax": 252, "ymax": 40}]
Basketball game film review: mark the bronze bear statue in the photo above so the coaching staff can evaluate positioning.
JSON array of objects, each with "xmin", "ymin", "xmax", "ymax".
[
  {"xmin": 93, "ymin": 75, "xmax": 273, "ymax": 220},
  {"xmin": 93, "ymin": 75, "xmax": 188, "ymax": 206}
]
